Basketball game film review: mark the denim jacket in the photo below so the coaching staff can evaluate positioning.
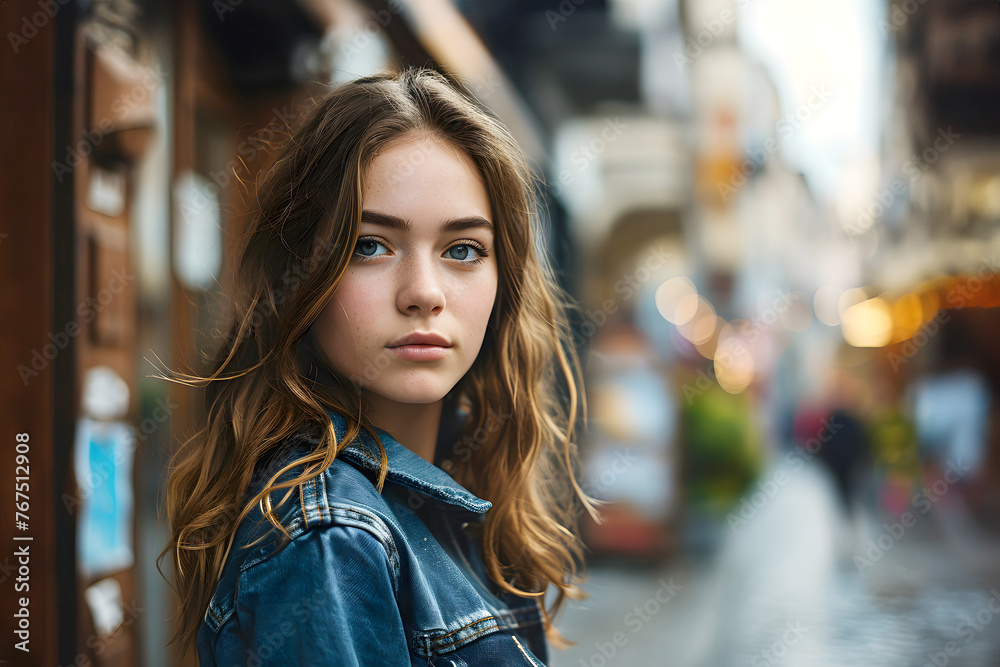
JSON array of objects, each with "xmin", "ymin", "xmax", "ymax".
[{"xmin": 197, "ymin": 407, "xmax": 549, "ymax": 666}]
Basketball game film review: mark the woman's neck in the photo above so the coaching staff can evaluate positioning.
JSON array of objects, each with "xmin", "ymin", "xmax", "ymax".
[{"xmin": 361, "ymin": 392, "xmax": 443, "ymax": 464}]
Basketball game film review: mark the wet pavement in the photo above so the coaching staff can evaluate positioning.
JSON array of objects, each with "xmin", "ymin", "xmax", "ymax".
[{"xmin": 548, "ymin": 463, "xmax": 1000, "ymax": 667}]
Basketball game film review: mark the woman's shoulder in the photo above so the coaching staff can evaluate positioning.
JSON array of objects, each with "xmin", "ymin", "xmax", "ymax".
[
  {"xmin": 203, "ymin": 431, "xmax": 402, "ymax": 629},
  {"xmin": 240, "ymin": 430, "xmax": 400, "ymax": 546}
]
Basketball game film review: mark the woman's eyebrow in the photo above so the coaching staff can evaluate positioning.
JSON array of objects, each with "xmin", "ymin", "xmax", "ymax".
[{"xmin": 360, "ymin": 210, "xmax": 494, "ymax": 234}]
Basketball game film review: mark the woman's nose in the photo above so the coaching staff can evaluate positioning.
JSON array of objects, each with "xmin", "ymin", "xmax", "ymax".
[{"xmin": 397, "ymin": 254, "xmax": 446, "ymax": 315}]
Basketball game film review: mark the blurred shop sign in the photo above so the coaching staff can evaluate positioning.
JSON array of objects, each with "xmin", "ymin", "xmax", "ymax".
[{"xmin": 172, "ymin": 170, "xmax": 222, "ymax": 291}]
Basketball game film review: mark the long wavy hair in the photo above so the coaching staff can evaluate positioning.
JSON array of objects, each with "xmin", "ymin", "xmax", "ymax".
[{"xmin": 156, "ymin": 66, "xmax": 602, "ymax": 658}]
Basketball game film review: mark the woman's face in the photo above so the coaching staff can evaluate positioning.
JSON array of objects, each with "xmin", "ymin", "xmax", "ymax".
[{"xmin": 314, "ymin": 133, "xmax": 498, "ymax": 407}]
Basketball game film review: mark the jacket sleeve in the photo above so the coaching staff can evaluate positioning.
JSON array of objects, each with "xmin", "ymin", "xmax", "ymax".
[{"xmin": 211, "ymin": 524, "xmax": 411, "ymax": 666}]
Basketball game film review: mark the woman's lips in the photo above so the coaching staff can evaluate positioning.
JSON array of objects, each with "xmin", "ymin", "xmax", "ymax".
[{"xmin": 386, "ymin": 344, "xmax": 450, "ymax": 361}]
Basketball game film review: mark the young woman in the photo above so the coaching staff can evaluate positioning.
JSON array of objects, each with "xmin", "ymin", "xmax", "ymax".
[{"xmin": 158, "ymin": 67, "xmax": 601, "ymax": 665}]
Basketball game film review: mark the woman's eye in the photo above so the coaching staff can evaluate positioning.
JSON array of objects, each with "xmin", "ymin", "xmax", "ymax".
[
  {"xmin": 353, "ymin": 239, "xmax": 485, "ymax": 263},
  {"xmin": 446, "ymin": 244, "xmax": 484, "ymax": 262},
  {"xmin": 354, "ymin": 238, "xmax": 389, "ymax": 258}
]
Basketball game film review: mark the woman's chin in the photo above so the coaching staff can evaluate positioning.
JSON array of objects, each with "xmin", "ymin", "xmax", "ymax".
[{"xmin": 364, "ymin": 383, "xmax": 455, "ymax": 407}]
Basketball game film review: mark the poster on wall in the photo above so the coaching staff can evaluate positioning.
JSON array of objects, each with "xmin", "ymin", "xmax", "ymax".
[
  {"xmin": 74, "ymin": 417, "xmax": 135, "ymax": 579},
  {"xmin": 73, "ymin": 365, "xmax": 135, "ymax": 579}
]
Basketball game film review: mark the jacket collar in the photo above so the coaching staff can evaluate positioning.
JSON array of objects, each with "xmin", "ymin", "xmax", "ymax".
[{"xmin": 326, "ymin": 408, "xmax": 492, "ymax": 515}]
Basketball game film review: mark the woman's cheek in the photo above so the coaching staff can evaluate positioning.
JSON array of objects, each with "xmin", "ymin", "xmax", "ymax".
[
  {"xmin": 454, "ymin": 283, "xmax": 492, "ymax": 322},
  {"xmin": 338, "ymin": 280, "xmax": 382, "ymax": 319},
  {"xmin": 475, "ymin": 276, "xmax": 499, "ymax": 322}
]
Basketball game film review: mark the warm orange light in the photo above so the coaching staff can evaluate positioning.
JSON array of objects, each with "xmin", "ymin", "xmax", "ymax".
[
  {"xmin": 891, "ymin": 293, "xmax": 923, "ymax": 343},
  {"xmin": 919, "ymin": 287, "xmax": 940, "ymax": 323},
  {"xmin": 842, "ymin": 297, "xmax": 893, "ymax": 347},
  {"xmin": 838, "ymin": 287, "xmax": 868, "ymax": 319}
]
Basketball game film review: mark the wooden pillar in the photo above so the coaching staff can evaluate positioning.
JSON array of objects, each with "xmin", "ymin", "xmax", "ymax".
[{"xmin": 0, "ymin": 1, "xmax": 75, "ymax": 665}]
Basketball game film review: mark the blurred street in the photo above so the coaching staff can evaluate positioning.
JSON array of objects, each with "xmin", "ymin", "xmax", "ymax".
[{"xmin": 552, "ymin": 463, "xmax": 1000, "ymax": 666}]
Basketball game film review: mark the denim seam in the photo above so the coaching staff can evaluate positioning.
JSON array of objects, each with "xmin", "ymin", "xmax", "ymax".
[
  {"xmin": 299, "ymin": 476, "xmax": 328, "ymax": 529},
  {"xmin": 251, "ymin": 500, "xmax": 401, "ymax": 593},
  {"xmin": 414, "ymin": 615, "xmax": 499, "ymax": 655},
  {"xmin": 317, "ymin": 472, "xmax": 330, "ymax": 523},
  {"xmin": 326, "ymin": 504, "xmax": 401, "ymax": 593},
  {"xmin": 204, "ymin": 509, "xmax": 305, "ymax": 632},
  {"xmin": 437, "ymin": 615, "xmax": 495, "ymax": 640},
  {"xmin": 204, "ymin": 598, "xmax": 228, "ymax": 632},
  {"xmin": 299, "ymin": 478, "xmax": 311, "ymax": 530},
  {"xmin": 493, "ymin": 605, "xmax": 542, "ymax": 630},
  {"xmin": 223, "ymin": 510, "xmax": 400, "ymax": 628},
  {"xmin": 207, "ymin": 503, "xmax": 399, "ymax": 634}
]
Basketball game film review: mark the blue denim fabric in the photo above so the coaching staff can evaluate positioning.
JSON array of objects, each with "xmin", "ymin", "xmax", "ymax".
[{"xmin": 197, "ymin": 408, "xmax": 549, "ymax": 666}]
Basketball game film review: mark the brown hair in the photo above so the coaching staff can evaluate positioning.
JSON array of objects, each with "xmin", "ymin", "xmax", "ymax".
[{"xmin": 156, "ymin": 66, "xmax": 601, "ymax": 657}]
